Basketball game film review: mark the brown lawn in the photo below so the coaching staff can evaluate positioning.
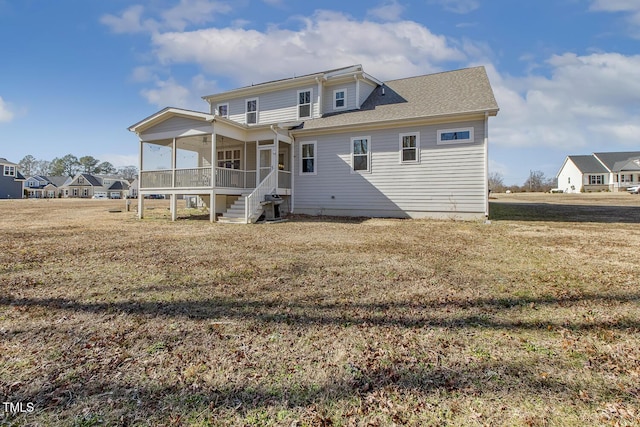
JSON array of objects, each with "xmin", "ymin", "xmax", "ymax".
[{"xmin": 0, "ymin": 196, "xmax": 639, "ymax": 426}]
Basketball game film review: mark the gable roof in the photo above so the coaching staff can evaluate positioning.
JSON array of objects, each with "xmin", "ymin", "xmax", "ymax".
[
  {"xmin": 295, "ymin": 66, "xmax": 499, "ymax": 133},
  {"xmin": 0, "ymin": 157, "xmax": 18, "ymax": 166},
  {"xmin": 567, "ymin": 155, "xmax": 609, "ymax": 174},
  {"xmin": 202, "ymin": 64, "xmax": 381, "ymax": 102},
  {"xmin": 108, "ymin": 180, "xmax": 128, "ymax": 190},
  {"xmin": 44, "ymin": 176, "xmax": 69, "ymax": 187},
  {"xmin": 128, "ymin": 107, "xmax": 213, "ymax": 134},
  {"xmin": 593, "ymin": 151, "xmax": 640, "ymax": 172}
]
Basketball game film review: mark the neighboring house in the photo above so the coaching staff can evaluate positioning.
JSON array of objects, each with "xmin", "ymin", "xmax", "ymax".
[
  {"xmin": 0, "ymin": 157, "xmax": 25, "ymax": 199},
  {"xmin": 60, "ymin": 173, "xmax": 130, "ymax": 199},
  {"xmin": 129, "ymin": 178, "xmax": 138, "ymax": 198},
  {"xmin": 556, "ymin": 152, "xmax": 640, "ymax": 193},
  {"xmin": 128, "ymin": 65, "xmax": 499, "ymax": 223},
  {"xmin": 23, "ymin": 175, "xmax": 68, "ymax": 198}
]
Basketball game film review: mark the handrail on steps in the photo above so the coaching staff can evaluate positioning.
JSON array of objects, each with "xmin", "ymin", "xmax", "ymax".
[{"xmin": 244, "ymin": 169, "xmax": 277, "ymax": 223}]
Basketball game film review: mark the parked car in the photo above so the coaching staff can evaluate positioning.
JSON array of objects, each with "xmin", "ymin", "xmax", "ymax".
[
  {"xmin": 92, "ymin": 194, "xmax": 107, "ymax": 199},
  {"xmin": 626, "ymin": 184, "xmax": 640, "ymax": 194}
]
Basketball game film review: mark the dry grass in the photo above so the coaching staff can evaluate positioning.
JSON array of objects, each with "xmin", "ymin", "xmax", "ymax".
[{"xmin": 1, "ymin": 196, "xmax": 639, "ymax": 426}]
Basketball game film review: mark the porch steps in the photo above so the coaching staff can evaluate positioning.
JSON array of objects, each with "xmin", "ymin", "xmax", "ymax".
[{"xmin": 218, "ymin": 194, "xmax": 263, "ymax": 224}]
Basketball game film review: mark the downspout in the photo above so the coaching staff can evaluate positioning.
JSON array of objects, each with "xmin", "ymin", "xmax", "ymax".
[
  {"xmin": 270, "ymin": 125, "xmax": 279, "ymax": 191},
  {"xmin": 290, "ymin": 134, "xmax": 295, "ymax": 214},
  {"xmin": 484, "ymin": 111, "xmax": 489, "ymax": 220},
  {"xmin": 315, "ymin": 76, "xmax": 323, "ymax": 117},
  {"xmin": 354, "ymin": 74, "xmax": 361, "ymax": 109}
]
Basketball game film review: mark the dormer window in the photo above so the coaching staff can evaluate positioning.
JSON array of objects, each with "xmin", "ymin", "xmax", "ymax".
[
  {"xmin": 298, "ymin": 89, "xmax": 312, "ymax": 119},
  {"xmin": 246, "ymin": 98, "xmax": 258, "ymax": 124},
  {"xmin": 334, "ymin": 89, "xmax": 346, "ymax": 110}
]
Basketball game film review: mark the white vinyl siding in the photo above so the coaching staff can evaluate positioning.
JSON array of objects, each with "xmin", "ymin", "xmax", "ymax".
[
  {"xmin": 556, "ymin": 158, "xmax": 585, "ymax": 193},
  {"xmin": 294, "ymin": 120, "xmax": 486, "ymax": 218},
  {"xmin": 323, "ymin": 83, "xmax": 357, "ymax": 114},
  {"xmin": 139, "ymin": 116, "xmax": 211, "ymax": 140},
  {"xmin": 226, "ymin": 86, "xmax": 320, "ymax": 125}
]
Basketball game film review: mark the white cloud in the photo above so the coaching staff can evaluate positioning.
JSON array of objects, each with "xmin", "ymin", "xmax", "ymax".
[
  {"xmin": 140, "ymin": 78, "xmax": 192, "ymax": 108},
  {"xmin": 140, "ymin": 74, "xmax": 220, "ymax": 110},
  {"xmin": 367, "ymin": 0, "xmax": 405, "ymax": 22},
  {"xmin": 589, "ymin": 0, "xmax": 640, "ymax": 35},
  {"xmin": 150, "ymin": 10, "xmax": 466, "ymax": 84},
  {"xmin": 161, "ymin": 0, "xmax": 232, "ymax": 31},
  {"xmin": 0, "ymin": 96, "xmax": 15, "ymax": 123},
  {"xmin": 489, "ymin": 53, "xmax": 640, "ymax": 150},
  {"xmin": 431, "ymin": 0, "xmax": 479, "ymax": 14},
  {"xmin": 100, "ymin": 5, "xmax": 155, "ymax": 34},
  {"xmin": 101, "ymin": 0, "xmax": 232, "ymax": 34}
]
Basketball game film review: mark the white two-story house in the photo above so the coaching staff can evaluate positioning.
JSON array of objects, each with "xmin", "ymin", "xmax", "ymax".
[{"xmin": 128, "ymin": 65, "xmax": 499, "ymax": 223}]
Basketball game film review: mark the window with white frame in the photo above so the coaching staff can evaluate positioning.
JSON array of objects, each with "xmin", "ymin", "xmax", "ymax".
[
  {"xmin": 437, "ymin": 127, "xmax": 474, "ymax": 145},
  {"xmin": 3, "ymin": 165, "xmax": 16, "ymax": 177},
  {"xmin": 351, "ymin": 137, "xmax": 371, "ymax": 172},
  {"xmin": 246, "ymin": 98, "xmax": 258, "ymax": 124},
  {"xmin": 589, "ymin": 175, "xmax": 604, "ymax": 185},
  {"xmin": 298, "ymin": 89, "xmax": 312, "ymax": 119},
  {"xmin": 217, "ymin": 149, "xmax": 241, "ymax": 169},
  {"xmin": 300, "ymin": 142, "xmax": 316, "ymax": 175},
  {"xmin": 334, "ymin": 89, "xmax": 346, "ymax": 110},
  {"xmin": 399, "ymin": 132, "xmax": 420, "ymax": 163},
  {"xmin": 217, "ymin": 103, "xmax": 229, "ymax": 118}
]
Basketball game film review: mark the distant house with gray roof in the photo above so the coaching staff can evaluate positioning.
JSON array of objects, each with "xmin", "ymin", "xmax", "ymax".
[
  {"xmin": 556, "ymin": 151, "xmax": 640, "ymax": 193},
  {"xmin": 23, "ymin": 175, "xmax": 68, "ymax": 198},
  {"xmin": 0, "ymin": 157, "xmax": 25, "ymax": 199},
  {"xmin": 129, "ymin": 65, "xmax": 499, "ymax": 222},
  {"xmin": 60, "ymin": 173, "xmax": 130, "ymax": 199}
]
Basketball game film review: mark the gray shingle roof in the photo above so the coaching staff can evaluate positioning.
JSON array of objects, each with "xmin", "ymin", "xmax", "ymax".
[
  {"xmin": 296, "ymin": 66, "xmax": 499, "ymax": 132},
  {"xmin": 594, "ymin": 152, "xmax": 640, "ymax": 172},
  {"xmin": 567, "ymin": 155, "xmax": 609, "ymax": 173}
]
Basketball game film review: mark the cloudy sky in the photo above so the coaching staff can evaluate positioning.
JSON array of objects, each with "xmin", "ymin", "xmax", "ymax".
[{"xmin": 1, "ymin": 0, "xmax": 639, "ymax": 185}]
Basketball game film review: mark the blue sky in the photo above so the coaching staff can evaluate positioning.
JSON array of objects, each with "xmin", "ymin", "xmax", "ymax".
[{"xmin": 1, "ymin": 0, "xmax": 639, "ymax": 185}]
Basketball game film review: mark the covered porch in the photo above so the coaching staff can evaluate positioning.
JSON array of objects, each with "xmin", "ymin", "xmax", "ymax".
[{"xmin": 131, "ymin": 110, "xmax": 293, "ymax": 223}]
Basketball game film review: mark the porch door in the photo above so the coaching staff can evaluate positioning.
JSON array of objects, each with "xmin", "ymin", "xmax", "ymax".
[{"xmin": 258, "ymin": 146, "xmax": 273, "ymax": 183}]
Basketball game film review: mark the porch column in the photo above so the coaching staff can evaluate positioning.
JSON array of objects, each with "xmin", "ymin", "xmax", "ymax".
[
  {"xmin": 138, "ymin": 138, "xmax": 144, "ymax": 219},
  {"xmin": 211, "ymin": 126, "xmax": 217, "ymax": 188},
  {"xmin": 171, "ymin": 194, "xmax": 177, "ymax": 221},
  {"xmin": 274, "ymin": 134, "xmax": 279, "ymax": 190},
  {"xmin": 171, "ymin": 137, "xmax": 177, "ymax": 188},
  {"xmin": 209, "ymin": 190, "xmax": 216, "ymax": 222}
]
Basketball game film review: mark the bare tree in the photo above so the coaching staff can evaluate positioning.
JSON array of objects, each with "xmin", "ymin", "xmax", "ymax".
[
  {"xmin": 18, "ymin": 155, "xmax": 37, "ymax": 176},
  {"xmin": 488, "ymin": 171, "xmax": 505, "ymax": 193}
]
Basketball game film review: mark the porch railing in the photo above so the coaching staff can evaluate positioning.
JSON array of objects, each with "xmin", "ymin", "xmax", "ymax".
[
  {"xmin": 278, "ymin": 170, "xmax": 292, "ymax": 189},
  {"xmin": 175, "ymin": 167, "xmax": 211, "ymax": 187},
  {"xmin": 215, "ymin": 168, "xmax": 257, "ymax": 189},
  {"xmin": 245, "ymin": 169, "xmax": 277, "ymax": 223},
  {"xmin": 139, "ymin": 168, "xmax": 258, "ymax": 189},
  {"xmin": 140, "ymin": 170, "xmax": 172, "ymax": 188}
]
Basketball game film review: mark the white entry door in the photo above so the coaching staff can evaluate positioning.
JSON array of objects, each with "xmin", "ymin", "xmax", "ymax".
[{"xmin": 258, "ymin": 146, "xmax": 273, "ymax": 183}]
